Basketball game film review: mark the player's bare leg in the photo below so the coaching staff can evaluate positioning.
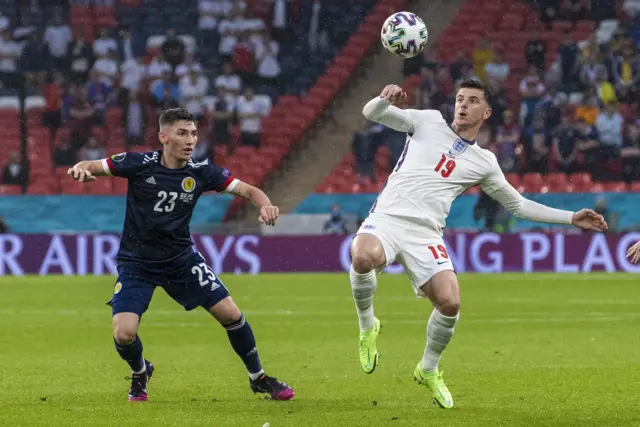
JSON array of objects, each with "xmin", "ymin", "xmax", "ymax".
[
  {"xmin": 208, "ymin": 297, "xmax": 294, "ymax": 400},
  {"xmin": 413, "ymin": 270, "xmax": 459, "ymax": 408},
  {"xmin": 113, "ymin": 312, "xmax": 154, "ymax": 401},
  {"xmin": 350, "ymin": 234, "xmax": 386, "ymax": 373}
]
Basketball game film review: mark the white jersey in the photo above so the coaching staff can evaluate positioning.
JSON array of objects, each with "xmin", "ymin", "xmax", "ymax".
[{"xmin": 362, "ymin": 97, "xmax": 574, "ymax": 235}]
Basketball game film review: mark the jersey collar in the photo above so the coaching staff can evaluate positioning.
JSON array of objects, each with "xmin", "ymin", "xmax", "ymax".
[{"xmin": 448, "ymin": 124, "xmax": 476, "ymax": 145}]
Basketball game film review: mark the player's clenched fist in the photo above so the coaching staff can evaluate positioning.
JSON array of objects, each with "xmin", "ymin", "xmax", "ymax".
[
  {"xmin": 380, "ymin": 84, "xmax": 407, "ymax": 105},
  {"xmin": 67, "ymin": 167, "xmax": 96, "ymax": 182},
  {"xmin": 259, "ymin": 205, "xmax": 279, "ymax": 226}
]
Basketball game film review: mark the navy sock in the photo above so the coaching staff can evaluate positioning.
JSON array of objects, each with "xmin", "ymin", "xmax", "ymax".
[
  {"xmin": 224, "ymin": 315, "xmax": 263, "ymax": 375},
  {"xmin": 114, "ymin": 335, "xmax": 145, "ymax": 373}
]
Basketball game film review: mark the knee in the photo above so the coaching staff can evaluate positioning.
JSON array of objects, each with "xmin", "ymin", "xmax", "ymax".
[
  {"xmin": 437, "ymin": 298, "xmax": 460, "ymax": 317},
  {"xmin": 113, "ymin": 324, "xmax": 137, "ymax": 345},
  {"xmin": 351, "ymin": 245, "xmax": 383, "ymax": 274}
]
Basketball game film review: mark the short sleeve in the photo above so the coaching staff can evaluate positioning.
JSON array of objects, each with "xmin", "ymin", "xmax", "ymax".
[
  {"xmin": 203, "ymin": 162, "xmax": 238, "ymax": 193},
  {"xmin": 101, "ymin": 152, "xmax": 146, "ymax": 178}
]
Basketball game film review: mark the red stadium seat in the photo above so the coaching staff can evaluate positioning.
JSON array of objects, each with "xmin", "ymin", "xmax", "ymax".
[
  {"xmin": 569, "ymin": 173, "xmax": 592, "ymax": 192},
  {"xmin": 0, "ymin": 184, "xmax": 22, "ymax": 195},
  {"xmin": 603, "ymin": 181, "xmax": 628, "ymax": 193},
  {"xmin": 630, "ymin": 182, "xmax": 640, "ymax": 192},
  {"xmin": 546, "ymin": 173, "xmax": 568, "ymax": 193}
]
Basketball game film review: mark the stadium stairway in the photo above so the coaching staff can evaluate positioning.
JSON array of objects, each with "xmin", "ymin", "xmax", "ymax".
[{"xmin": 241, "ymin": 0, "xmax": 466, "ymax": 222}]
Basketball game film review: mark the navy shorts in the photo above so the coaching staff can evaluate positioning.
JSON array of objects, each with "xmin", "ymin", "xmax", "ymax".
[{"xmin": 107, "ymin": 251, "xmax": 230, "ymax": 317}]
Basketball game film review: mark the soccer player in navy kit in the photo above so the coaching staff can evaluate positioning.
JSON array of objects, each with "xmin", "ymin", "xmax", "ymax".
[{"xmin": 67, "ymin": 108, "xmax": 294, "ymax": 402}]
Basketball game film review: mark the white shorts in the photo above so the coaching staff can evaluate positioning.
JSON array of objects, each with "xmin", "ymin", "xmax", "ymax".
[{"xmin": 356, "ymin": 213, "xmax": 455, "ymax": 298}]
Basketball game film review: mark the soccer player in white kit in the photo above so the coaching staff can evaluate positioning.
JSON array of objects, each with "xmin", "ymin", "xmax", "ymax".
[{"xmin": 350, "ymin": 79, "xmax": 609, "ymax": 409}]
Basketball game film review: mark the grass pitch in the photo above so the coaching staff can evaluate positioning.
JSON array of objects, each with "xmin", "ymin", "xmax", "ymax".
[{"xmin": 1, "ymin": 273, "xmax": 639, "ymax": 427}]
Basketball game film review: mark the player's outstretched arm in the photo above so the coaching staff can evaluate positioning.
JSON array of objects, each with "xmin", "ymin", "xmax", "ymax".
[
  {"xmin": 481, "ymin": 162, "xmax": 608, "ymax": 232},
  {"xmin": 67, "ymin": 160, "xmax": 110, "ymax": 182},
  {"xmin": 227, "ymin": 181, "xmax": 279, "ymax": 226},
  {"xmin": 362, "ymin": 84, "xmax": 419, "ymax": 133}
]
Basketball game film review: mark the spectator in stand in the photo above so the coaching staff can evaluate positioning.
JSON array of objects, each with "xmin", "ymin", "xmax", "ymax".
[
  {"xmin": 539, "ymin": 1, "xmax": 558, "ymax": 29},
  {"xmin": 575, "ymin": 92, "xmax": 600, "ymax": 125},
  {"xmin": 323, "ymin": 204, "xmax": 349, "ymax": 235},
  {"xmin": 42, "ymin": 72, "xmax": 64, "ymax": 141},
  {"xmin": 0, "ymin": 216, "xmax": 8, "ymax": 233},
  {"xmin": 152, "ymin": 85, "xmax": 180, "ymax": 117},
  {"xmin": 20, "ymin": 33, "xmax": 48, "ymax": 91},
  {"xmin": 0, "ymin": 13, "xmax": 10, "ymax": 33},
  {"xmin": 199, "ymin": 0, "xmax": 233, "ymax": 30},
  {"xmin": 151, "ymin": 70, "xmax": 179, "ymax": 104},
  {"xmin": 519, "ymin": 66, "xmax": 546, "ymax": 128},
  {"xmin": 93, "ymin": 28, "xmax": 117, "ymax": 58},
  {"xmin": 543, "ymin": 91, "xmax": 568, "ymax": 130},
  {"xmin": 472, "ymin": 37, "xmax": 494, "ymax": 83},
  {"xmin": 306, "ymin": 0, "xmax": 329, "ymax": 53},
  {"xmin": 592, "ymin": 64, "xmax": 617, "ymax": 105},
  {"xmin": 612, "ymin": 44, "xmax": 640, "ymax": 103},
  {"xmin": 254, "ymin": 33, "xmax": 281, "ymax": 92},
  {"xmin": 2, "ymin": 152, "xmax": 27, "ymax": 186},
  {"xmin": 449, "ymin": 50, "xmax": 471, "ymax": 84},
  {"xmin": 79, "ymin": 136, "xmax": 106, "ymax": 161},
  {"xmin": 268, "ymin": 0, "xmax": 295, "ymax": 48},
  {"xmin": 215, "ymin": 61, "xmax": 242, "ymax": 95},
  {"xmin": 528, "ymin": 126, "xmax": 549, "ymax": 173},
  {"xmin": 123, "ymin": 90, "xmax": 146, "ymax": 146},
  {"xmin": 176, "ymin": 53, "xmax": 202, "ymax": 80},
  {"xmin": 179, "ymin": 67, "xmax": 209, "ymax": 121},
  {"xmin": 161, "ymin": 28, "xmax": 186, "ymax": 70},
  {"xmin": 558, "ymin": 31, "xmax": 580, "ymax": 91},
  {"xmin": 117, "ymin": 27, "xmax": 145, "ymax": 63},
  {"xmin": 53, "ymin": 140, "xmax": 77, "ymax": 167},
  {"xmin": 93, "ymin": 49, "xmax": 119, "ymax": 88},
  {"xmin": 0, "ymin": 30, "xmax": 22, "ymax": 89},
  {"xmin": 13, "ymin": 14, "xmax": 36, "ymax": 46},
  {"xmin": 244, "ymin": 7, "xmax": 267, "ymax": 44},
  {"xmin": 575, "ymin": 117, "xmax": 602, "ymax": 177},
  {"xmin": 232, "ymin": 32, "xmax": 256, "ymax": 84},
  {"xmin": 68, "ymin": 35, "xmax": 94, "ymax": 84},
  {"xmin": 147, "ymin": 53, "xmax": 172, "ymax": 80},
  {"xmin": 595, "ymin": 101, "xmax": 623, "ymax": 151},
  {"xmin": 120, "ymin": 55, "xmax": 147, "ymax": 105},
  {"xmin": 562, "ymin": 0, "xmax": 589, "ymax": 23},
  {"xmin": 218, "ymin": 5, "xmax": 242, "ymax": 62},
  {"xmin": 622, "ymin": 122, "xmax": 640, "ymax": 181},
  {"xmin": 484, "ymin": 50, "xmax": 509, "ymax": 86},
  {"xmin": 86, "ymin": 69, "xmax": 114, "ymax": 126},
  {"xmin": 525, "ymin": 31, "xmax": 547, "ymax": 71},
  {"xmin": 352, "ymin": 122, "xmax": 382, "ymax": 183},
  {"xmin": 552, "ymin": 116, "xmax": 580, "ymax": 173},
  {"xmin": 495, "ymin": 110, "xmax": 521, "ymax": 173},
  {"xmin": 211, "ymin": 87, "xmax": 234, "ymax": 146},
  {"xmin": 236, "ymin": 86, "xmax": 269, "ymax": 147},
  {"xmin": 69, "ymin": 86, "xmax": 94, "ymax": 147},
  {"xmin": 592, "ymin": 0, "xmax": 616, "ymax": 21},
  {"xmin": 485, "ymin": 80, "xmax": 508, "ymax": 131},
  {"xmin": 44, "ymin": 13, "xmax": 72, "ymax": 73}
]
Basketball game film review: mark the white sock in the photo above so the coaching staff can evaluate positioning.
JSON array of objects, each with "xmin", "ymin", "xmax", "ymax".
[
  {"xmin": 249, "ymin": 370, "xmax": 265, "ymax": 381},
  {"xmin": 350, "ymin": 266, "xmax": 377, "ymax": 332},
  {"xmin": 421, "ymin": 309, "xmax": 459, "ymax": 372}
]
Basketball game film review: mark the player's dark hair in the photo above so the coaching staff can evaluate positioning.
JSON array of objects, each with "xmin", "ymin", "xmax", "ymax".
[
  {"xmin": 159, "ymin": 108, "xmax": 196, "ymax": 127},
  {"xmin": 456, "ymin": 79, "xmax": 494, "ymax": 108}
]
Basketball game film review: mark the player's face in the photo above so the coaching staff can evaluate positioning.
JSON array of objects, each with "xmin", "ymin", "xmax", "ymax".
[
  {"xmin": 453, "ymin": 88, "xmax": 491, "ymax": 130},
  {"xmin": 159, "ymin": 120, "xmax": 198, "ymax": 162}
]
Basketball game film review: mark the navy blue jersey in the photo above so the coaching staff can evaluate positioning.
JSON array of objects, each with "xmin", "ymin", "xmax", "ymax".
[{"xmin": 102, "ymin": 151, "xmax": 236, "ymax": 266}]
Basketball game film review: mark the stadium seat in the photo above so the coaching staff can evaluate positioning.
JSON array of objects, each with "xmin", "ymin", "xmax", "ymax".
[
  {"xmin": 603, "ymin": 181, "xmax": 628, "ymax": 192},
  {"xmin": 569, "ymin": 173, "xmax": 592, "ymax": 192},
  {"xmin": 0, "ymin": 184, "xmax": 22, "ymax": 195}
]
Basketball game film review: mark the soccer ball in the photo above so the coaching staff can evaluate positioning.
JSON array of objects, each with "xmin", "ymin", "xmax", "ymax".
[{"xmin": 380, "ymin": 12, "xmax": 428, "ymax": 58}]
